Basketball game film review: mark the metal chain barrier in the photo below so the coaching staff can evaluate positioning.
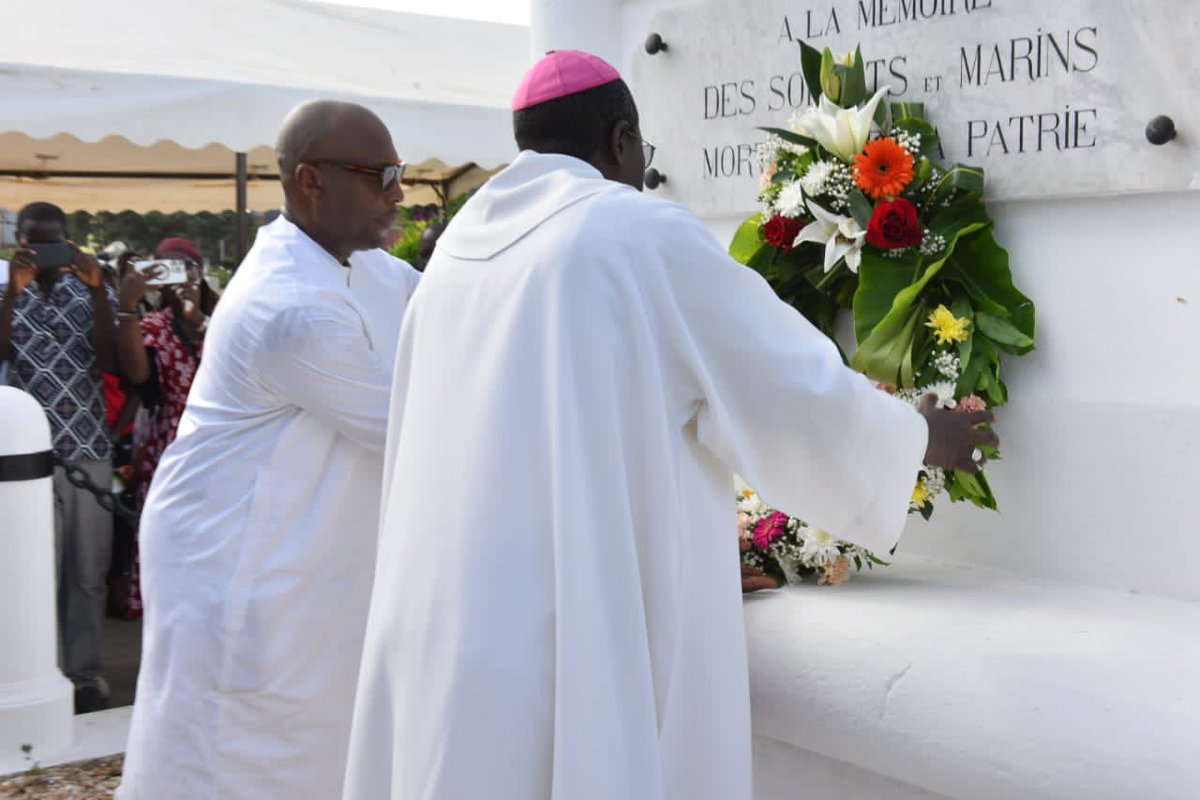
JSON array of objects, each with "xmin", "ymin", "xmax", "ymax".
[{"xmin": 54, "ymin": 455, "xmax": 141, "ymax": 521}]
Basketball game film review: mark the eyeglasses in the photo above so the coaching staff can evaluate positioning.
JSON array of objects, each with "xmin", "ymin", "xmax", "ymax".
[
  {"xmin": 307, "ymin": 160, "xmax": 407, "ymax": 189},
  {"xmin": 624, "ymin": 130, "xmax": 656, "ymax": 168},
  {"xmin": 622, "ymin": 129, "xmax": 656, "ymax": 167}
]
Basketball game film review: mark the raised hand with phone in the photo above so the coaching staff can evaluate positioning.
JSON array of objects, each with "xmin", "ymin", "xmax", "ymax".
[
  {"xmin": 113, "ymin": 236, "xmax": 218, "ymax": 619},
  {"xmin": 0, "ymin": 202, "xmax": 121, "ymax": 713},
  {"xmin": 5, "ymin": 247, "xmax": 39, "ymax": 295}
]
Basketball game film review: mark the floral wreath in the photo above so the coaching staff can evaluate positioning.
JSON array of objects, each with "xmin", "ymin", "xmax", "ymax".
[{"xmin": 731, "ymin": 44, "xmax": 1036, "ymax": 584}]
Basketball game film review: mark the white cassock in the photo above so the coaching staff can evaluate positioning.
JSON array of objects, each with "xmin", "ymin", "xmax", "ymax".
[
  {"xmin": 343, "ymin": 152, "xmax": 927, "ymax": 800},
  {"xmin": 117, "ymin": 217, "xmax": 420, "ymax": 799}
]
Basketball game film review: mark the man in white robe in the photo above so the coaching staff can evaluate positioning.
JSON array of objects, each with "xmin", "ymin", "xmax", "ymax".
[
  {"xmin": 117, "ymin": 101, "xmax": 420, "ymax": 799},
  {"xmin": 344, "ymin": 51, "xmax": 995, "ymax": 800}
]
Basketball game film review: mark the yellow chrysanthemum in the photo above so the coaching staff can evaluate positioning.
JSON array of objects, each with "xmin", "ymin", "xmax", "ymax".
[
  {"xmin": 740, "ymin": 488, "xmax": 755, "ymax": 498},
  {"xmin": 911, "ymin": 479, "xmax": 930, "ymax": 507},
  {"xmin": 925, "ymin": 304, "xmax": 971, "ymax": 345}
]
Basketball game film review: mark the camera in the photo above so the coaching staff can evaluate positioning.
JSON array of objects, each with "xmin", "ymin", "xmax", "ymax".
[
  {"xmin": 29, "ymin": 242, "xmax": 78, "ymax": 269},
  {"xmin": 132, "ymin": 259, "xmax": 190, "ymax": 287}
]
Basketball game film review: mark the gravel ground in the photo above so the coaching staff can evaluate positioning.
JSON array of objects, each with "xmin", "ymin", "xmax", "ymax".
[{"xmin": 0, "ymin": 755, "xmax": 123, "ymax": 799}]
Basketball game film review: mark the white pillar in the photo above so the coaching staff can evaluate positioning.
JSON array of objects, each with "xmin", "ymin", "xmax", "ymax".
[
  {"xmin": 530, "ymin": 0, "xmax": 622, "ymax": 68},
  {"xmin": 0, "ymin": 386, "xmax": 73, "ymax": 774}
]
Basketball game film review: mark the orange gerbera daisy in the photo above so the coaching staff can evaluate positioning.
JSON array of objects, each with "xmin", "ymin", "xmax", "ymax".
[{"xmin": 852, "ymin": 137, "xmax": 915, "ymax": 199}]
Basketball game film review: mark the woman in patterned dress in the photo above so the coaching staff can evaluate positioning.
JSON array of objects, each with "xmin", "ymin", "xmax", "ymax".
[{"xmin": 115, "ymin": 238, "xmax": 219, "ymax": 618}]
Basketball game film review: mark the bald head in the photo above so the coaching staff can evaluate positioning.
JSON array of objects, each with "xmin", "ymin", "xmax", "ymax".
[
  {"xmin": 275, "ymin": 99, "xmax": 404, "ymax": 260},
  {"xmin": 277, "ymin": 100, "xmax": 393, "ymax": 190}
]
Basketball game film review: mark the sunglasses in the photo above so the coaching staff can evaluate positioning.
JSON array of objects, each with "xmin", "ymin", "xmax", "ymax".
[
  {"xmin": 624, "ymin": 130, "xmax": 656, "ymax": 168},
  {"xmin": 307, "ymin": 160, "xmax": 407, "ymax": 189}
]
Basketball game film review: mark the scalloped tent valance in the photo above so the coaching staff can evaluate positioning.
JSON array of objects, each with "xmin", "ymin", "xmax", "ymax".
[{"xmin": 0, "ymin": 0, "xmax": 527, "ymax": 213}]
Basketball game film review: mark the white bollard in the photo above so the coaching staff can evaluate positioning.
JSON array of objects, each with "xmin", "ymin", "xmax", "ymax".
[{"xmin": 0, "ymin": 386, "xmax": 73, "ymax": 774}]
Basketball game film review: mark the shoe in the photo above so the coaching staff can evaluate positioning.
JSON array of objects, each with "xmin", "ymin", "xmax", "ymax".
[{"xmin": 74, "ymin": 682, "xmax": 112, "ymax": 714}]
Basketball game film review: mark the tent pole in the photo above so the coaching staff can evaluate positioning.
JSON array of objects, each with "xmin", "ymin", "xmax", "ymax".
[{"xmin": 235, "ymin": 152, "xmax": 248, "ymax": 265}]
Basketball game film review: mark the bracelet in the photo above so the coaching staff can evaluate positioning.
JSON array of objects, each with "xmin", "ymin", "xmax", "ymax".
[{"xmin": 117, "ymin": 311, "xmax": 139, "ymax": 319}]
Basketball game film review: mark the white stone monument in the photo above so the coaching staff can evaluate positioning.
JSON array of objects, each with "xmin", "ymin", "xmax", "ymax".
[
  {"xmin": 536, "ymin": 1, "xmax": 1200, "ymax": 798},
  {"xmin": 0, "ymin": 387, "xmax": 74, "ymax": 775}
]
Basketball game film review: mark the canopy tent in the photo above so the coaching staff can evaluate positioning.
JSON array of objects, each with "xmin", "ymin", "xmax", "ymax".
[
  {"xmin": 0, "ymin": 134, "xmax": 504, "ymax": 214},
  {"xmin": 0, "ymin": 0, "xmax": 526, "ymax": 248}
]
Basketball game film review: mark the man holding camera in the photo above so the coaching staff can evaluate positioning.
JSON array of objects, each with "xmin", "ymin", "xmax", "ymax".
[{"xmin": 0, "ymin": 201, "xmax": 119, "ymax": 713}]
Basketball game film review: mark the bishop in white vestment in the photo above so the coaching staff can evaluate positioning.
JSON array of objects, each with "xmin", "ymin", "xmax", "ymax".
[
  {"xmin": 345, "ymin": 52, "xmax": 992, "ymax": 800},
  {"xmin": 118, "ymin": 102, "xmax": 420, "ymax": 799}
]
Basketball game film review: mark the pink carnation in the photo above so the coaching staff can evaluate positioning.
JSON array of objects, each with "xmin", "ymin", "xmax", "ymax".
[
  {"xmin": 752, "ymin": 511, "xmax": 789, "ymax": 549},
  {"xmin": 956, "ymin": 395, "xmax": 987, "ymax": 413}
]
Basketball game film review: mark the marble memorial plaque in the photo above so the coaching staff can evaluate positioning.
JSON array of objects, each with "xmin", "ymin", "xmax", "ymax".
[{"xmin": 630, "ymin": 0, "xmax": 1199, "ymax": 215}]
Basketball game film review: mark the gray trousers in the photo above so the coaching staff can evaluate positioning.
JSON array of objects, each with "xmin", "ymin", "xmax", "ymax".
[{"xmin": 53, "ymin": 458, "xmax": 113, "ymax": 690}]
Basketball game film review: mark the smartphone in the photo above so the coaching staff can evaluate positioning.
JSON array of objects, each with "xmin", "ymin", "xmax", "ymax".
[
  {"xmin": 133, "ymin": 259, "xmax": 189, "ymax": 287},
  {"xmin": 30, "ymin": 242, "xmax": 77, "ymax": 269}
]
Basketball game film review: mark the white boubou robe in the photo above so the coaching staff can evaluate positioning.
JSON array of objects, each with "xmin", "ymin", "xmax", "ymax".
[
  {"xmin": 117, "ymin": 217, "xmax": 420, "ymax": 800},
  {"xmin": 343, "ymin": 152, "xmax": 927, "ymax": 800}
]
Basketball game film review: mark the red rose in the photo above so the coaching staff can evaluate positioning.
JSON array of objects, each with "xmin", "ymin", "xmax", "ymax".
[
  {"xmin": 762, "ymin": 214, "xmax": 805, "ymax": 252},
  {"xmin": 866, "ymin": 198, "xmax": 923, "ymax": 249}
]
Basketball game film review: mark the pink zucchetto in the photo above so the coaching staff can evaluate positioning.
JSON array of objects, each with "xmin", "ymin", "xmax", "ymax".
[{"xmin": 511, "ymin": 50, "xmax": 622, "ymax": 111}]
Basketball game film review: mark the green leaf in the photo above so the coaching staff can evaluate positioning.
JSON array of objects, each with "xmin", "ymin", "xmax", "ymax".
[
  {"xmin": 985, "ymin": 373, "xmax": 1008, "ymax": 406},
  {"xmin": 956, "ymin": 334, "xmax": 1000, "ymax": 400},
  {"xmin": 812, "ymin": 260, "xmax": 847, "ymax": 291},
  {"xmin": 759, "ymin": 126, "xmax": 819, "ymax": 150},
  {"xmin": 890, "ymin": 101, "xmax": 925, "ymax": 122},
  {"xmin": 820, "ymin": 48, "xmax": 840, "ymax": 104},
  {"xmin": 945, "ymin": 469, "xmax": 998, "ymax": 510},
  {"xmin": 799, "ymin": 40, "xmax": 824, "ymax": 104},
  {"xmin": 974, "ymin": 311, "xmax": 1035, "ymax": 350},
  {"xmin": 850, "ymin": 203, "xmax": 992, "ymax": 388},
  {"xmin": 973, "ymin": 470, "xmax": 998, "ymax": 510},
  {"xmin": 847, "ymin": 190, "xmax": 874, "ymax": 229},
  {"xmin": 906, "ymin": 157, "xmax": 935, "ymax": 196},
  {"xmin": 874, "ymin": 96, "xmax": 891, "ymax": 128},
  {"xmin": 955, "ymin": 313, "xmax": 974, "ymax": 377},
  {"xmin": 753, "ymin": 244, "xmax": 779, "ymax": 277},
  {"xmin": 950, "ymin": 294, "xmax": 974, "ymax": 325},
  {"xmin": 929, "ymin": 164, "xmax": 985, "ymax": 208},
  {"xmin": 838, "ymin": 46, "xmax": 868, "ymax": 107},
  {"xmin": 854, "ymin": 206, "xmax": 986, "ymax": 343},
  {"xmin": 850, "ymin": 302, "xmax": 923, "ymax": 387},
  {"xmin": 853, "ymin": 249, "xmax": 923, "ymax": 343},
  {"xmin": 729, "ymin": 214, "xmax": 765, "ymax": 263},
  {"xmin": 938, "ymin": 227, "xmax": 1035, "ymax": 353},
  {"xmin": 912, "ymin": 329, "xmax": 938, "ymax": 382},
  {"xmin": 924, "ymin": 195, "xmax": 990, "ymax": 239},
  {"xmin": 891, "ymin": 117, "xmax": 941, "ymax": 162},
  {"xmin": 774, "ymin": 251, "xmax": 807, "ymax": 284}
]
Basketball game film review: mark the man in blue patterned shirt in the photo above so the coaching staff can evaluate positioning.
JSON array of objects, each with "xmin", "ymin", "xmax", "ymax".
[{"xmin": 0, "ymin": 202, "xmax": 119, "ymax": 713}]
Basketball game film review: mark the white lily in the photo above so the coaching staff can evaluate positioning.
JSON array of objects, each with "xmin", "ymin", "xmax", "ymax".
[
  {"xmin": 793, "ymin": 200, "xmax": 867, "ymax": 273},
  {"xmin": 789, "ymin": 86, "xmax": 890, "ymax": 162}
]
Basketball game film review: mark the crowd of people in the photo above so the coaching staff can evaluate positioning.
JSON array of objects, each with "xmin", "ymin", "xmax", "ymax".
[
  {"xmin": 0, "ymin": 206, "xmax": 222, "ymax": 712},
  {"xmin": 5, "ymin": 50, "xmax": 995, "ymax": 800}
]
